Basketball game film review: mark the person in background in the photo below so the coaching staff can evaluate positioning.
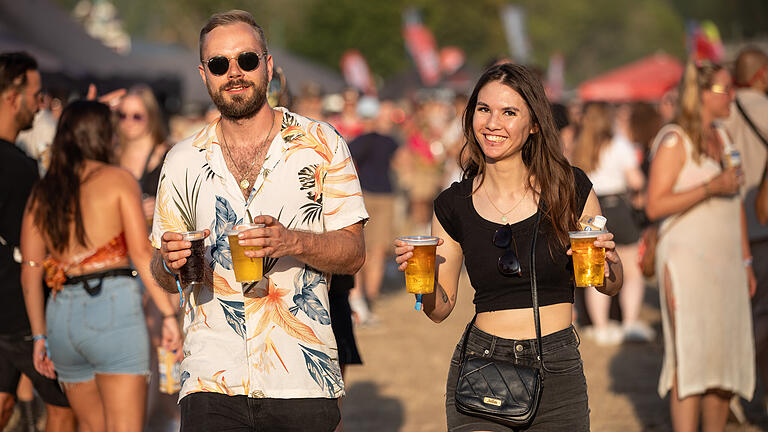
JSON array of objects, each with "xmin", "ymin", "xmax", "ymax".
[
  {"xmin": 646, "ymin": 60, "xmax": 755, "ymax": 431},
  {"xmin": 571, "ymin": 102, "xmax": 650, "ymax": 345},
  {"xmin": 116, "ymin": 85, "xmax": 171, "ymax": 223},
  {"xmin": 629, "ymin": 102, "xmax": 663, "ymax": 182},
  {"xmin": 347, "ymin": 97, "xmax": 400, "ymax": 324},
  {"xmin": 395, "ymin": 63, "xmax": 623, "ymax": 431},
  {"xmin": 723, "ymin": 46, "xmax": 768, "ymax": 404},
  {"xmin": 20, "ymin": 100, "xmax": 182, "ymax": 431},
  {"xmin": 0, "ymin": 51, "xmax": 75, "ymax": 432},
  {"xmin": 329, "ymin": 88, "xmax": 364, "ymax": 141}
]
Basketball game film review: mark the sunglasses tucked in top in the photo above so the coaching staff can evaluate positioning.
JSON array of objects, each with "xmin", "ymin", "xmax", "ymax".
[
  {"xmin": 493, "ymin": 224, "xmax": 522, "ymax": 277},
  {"xmin": 205, "ymin": 51, "xmax": 267, "ymax": 76}
]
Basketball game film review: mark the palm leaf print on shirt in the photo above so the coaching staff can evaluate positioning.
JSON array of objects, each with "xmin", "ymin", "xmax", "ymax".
[
  {"xmin": 210, "ymin": 196, "xmax": 242, "ymax": 270},
  {"xmin": 289, "ymin": 266, "xmax": 330, "ymax": 325},
  {"xmin": 170, "ymin": 169, "xmax": 203, "ymax": 231},
  {"xmin": 219, "ymin": 299, "xmax": 246, "ymax": 339},
  {"xmin": 299, "ymin": 344, "xmax": 343, "ymax": 397}
]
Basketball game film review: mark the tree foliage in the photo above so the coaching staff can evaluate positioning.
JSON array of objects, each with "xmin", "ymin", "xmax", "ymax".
[{"xmin": 52, "ymin": 0, "xmax": 764, "ymax": 86}]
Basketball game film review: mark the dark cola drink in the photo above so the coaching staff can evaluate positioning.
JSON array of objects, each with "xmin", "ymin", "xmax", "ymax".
[{"xmin": 180, "ymin": 231, "xmax": 206, "ymax": 285}]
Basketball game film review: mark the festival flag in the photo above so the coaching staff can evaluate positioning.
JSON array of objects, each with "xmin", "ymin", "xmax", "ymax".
[
  {"xmin": 499, "ymin": 5, "xmax": 530, "ymax": 64},
  {"xmin": 402, "ymin": 8, "xmax": 441, "ymax": 87},
  {"xmin": 340, "ymin": 50, "xmax": 376, "ymax": 95},
  {"xmin": 545, "ymin": 52, "xmax": 565, "ymax": 102}
]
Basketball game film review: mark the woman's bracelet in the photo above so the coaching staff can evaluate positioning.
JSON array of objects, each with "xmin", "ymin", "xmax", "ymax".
[
  {"xmin": 161, "ymin": 259, "xmax": 185, "ymax": 308},
  {"xmin": 31, "ymin": 334, "xmax": 47, "ymax": 342},
  {"xmin": 744, "ymin": 257, "xmax": 753, "ymax": 268}
]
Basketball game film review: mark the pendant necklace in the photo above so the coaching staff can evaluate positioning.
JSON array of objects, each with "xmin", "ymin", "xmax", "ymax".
[
  {"xmin": 484, "ymin": 185, "xmax": 528, "ymax": 223},
  {"xmin": 221, "ymin": 112, "xmax": 276, "ymax": 190}
]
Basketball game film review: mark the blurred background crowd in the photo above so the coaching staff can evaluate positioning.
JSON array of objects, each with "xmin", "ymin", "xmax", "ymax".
[{"xmin": 1, "ymin": 0, "xmax": 768, "ymax": 430}]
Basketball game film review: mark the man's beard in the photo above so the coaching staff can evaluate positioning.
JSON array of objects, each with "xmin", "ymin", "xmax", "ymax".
[
  {"xmin": 16, "ymin": 105, "xmax": 35, "ymax": 131},
  {"xmin": 208, "ymin": 76, "xmax": 268, "ymax": 120}
]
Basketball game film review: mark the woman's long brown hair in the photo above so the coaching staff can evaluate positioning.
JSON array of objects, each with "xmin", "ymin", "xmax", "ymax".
[
  {"xmin": 29, "ymin": 100, "xmax": 114, "ymax": 252},
  {"xmin": 459, "ymin": 63, "xmax": 579, "ymax": 246}
]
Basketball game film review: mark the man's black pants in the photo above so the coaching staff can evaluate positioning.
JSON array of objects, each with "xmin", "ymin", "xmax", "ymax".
[{"xmin": 180, "ymin": 392, "xmax": 340, "ymax": 432}]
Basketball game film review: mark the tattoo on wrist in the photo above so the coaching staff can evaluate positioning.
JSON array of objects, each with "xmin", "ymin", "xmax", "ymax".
[{"xmin": 438, "ymin": 286, "xmax": 449, "ymax": 303}]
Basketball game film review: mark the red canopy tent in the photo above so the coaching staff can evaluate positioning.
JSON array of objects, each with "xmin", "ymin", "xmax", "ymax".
[{"xmin": 578, "ymin": 53, "xmax": 683, "ymax": 102}]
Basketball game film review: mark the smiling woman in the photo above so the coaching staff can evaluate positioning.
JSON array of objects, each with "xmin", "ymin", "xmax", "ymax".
[{"xmin": 394, "ymin": 63, "xmax": 624, "ymax": 431}]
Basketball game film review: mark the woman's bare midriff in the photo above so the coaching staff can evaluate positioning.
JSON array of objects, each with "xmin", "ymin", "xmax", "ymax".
[{"xmin": 475, "ymin": 302, "xmax": 573, "ymax": 339}]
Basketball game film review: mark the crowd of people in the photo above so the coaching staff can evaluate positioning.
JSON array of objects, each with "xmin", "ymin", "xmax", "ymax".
[{"xmin": 0, "ymin": 7, "xmax": 767, "ymax": 432}]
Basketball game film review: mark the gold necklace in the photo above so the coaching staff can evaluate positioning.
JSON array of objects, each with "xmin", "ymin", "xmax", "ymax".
[
  {"xmin": 484, "ymin": 185, "xmax": 528, "ymax": 223},
  {"xmin": 221, "ymin": 112, "xmax": 276, "ymax": 190}
]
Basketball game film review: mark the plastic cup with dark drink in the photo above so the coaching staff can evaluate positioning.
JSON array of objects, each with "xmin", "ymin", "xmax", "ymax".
[{"xmin": 179, "ymin": 230, "xmax": 206, "ymax": 286}]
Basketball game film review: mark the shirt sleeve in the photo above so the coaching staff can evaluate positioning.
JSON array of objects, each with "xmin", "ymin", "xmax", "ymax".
[
  {"xmin": 572, "ymin": 166, "xmax": 593, "ymax": 214},
  {"xmin": 149, "ymin": 154, "xmax": 188, "ymax": 249},
  {"xmin": 434, "ymin": 183, "xmax": 462, "ymax": 243},
  {"xmin": 321, "ymin": 128, "xmax": 369, "ymax": 232}
]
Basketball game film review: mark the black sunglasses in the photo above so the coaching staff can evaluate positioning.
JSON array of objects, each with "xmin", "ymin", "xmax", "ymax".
[
  {"xmin": 205, "ymin": 51, "xmax": 266, "ymax": 76},
  {"xmin": 493, "ymin": 224, "xmax": 521, "ymax": 277}
]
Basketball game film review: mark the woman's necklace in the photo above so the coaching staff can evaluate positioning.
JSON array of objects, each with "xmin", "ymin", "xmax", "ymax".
[
  {"xmin": 484, "ymin": 185, "xmax": 528, "ymax": 223},
  {"xmin": 221, "ymin": 113, "xmax": 276, "ymax": 190}
]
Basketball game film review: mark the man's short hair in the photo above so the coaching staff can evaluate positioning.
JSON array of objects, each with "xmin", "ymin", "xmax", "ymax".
[
  {"xmin": 0, "ymin": 51, "xmax": 38, "ymax": 95},
  {"xmin": 199, "ymin": 10, "xmax": 267, "ymax": 62},
  {"xmin": 733, "ymin": 46, "xmax": 768, "ymax": 87}
]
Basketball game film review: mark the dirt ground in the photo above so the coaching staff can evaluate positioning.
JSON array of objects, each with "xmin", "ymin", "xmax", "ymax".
[{"xmin": 341, "ymin": 265, "xmax": 768, "ymax": 432}]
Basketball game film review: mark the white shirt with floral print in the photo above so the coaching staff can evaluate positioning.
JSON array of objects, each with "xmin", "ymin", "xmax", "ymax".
[{"xmin": 150, "ymin": 108, "xmax": 368, "ymax": 401}]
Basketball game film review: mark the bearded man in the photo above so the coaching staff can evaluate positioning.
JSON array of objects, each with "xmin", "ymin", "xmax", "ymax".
[{"xmin": 149, "ymin": 10, "xmax": 367, "ymax": 432}]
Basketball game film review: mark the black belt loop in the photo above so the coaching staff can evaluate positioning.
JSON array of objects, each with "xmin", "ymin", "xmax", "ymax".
[{"xmin": 64, "ymin": 268, "xmax": 137, "ymax": 296}]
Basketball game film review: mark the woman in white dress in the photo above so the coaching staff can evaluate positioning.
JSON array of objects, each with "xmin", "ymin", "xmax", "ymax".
[{"xmin": 646, "ymin": 60, "xmax": 757, "ymax": 431}]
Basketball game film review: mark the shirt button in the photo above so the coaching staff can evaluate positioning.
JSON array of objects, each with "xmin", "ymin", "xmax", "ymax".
[
  {"xmin": 483, "ymin": 349, "xmax": 490, "ymax": 355},
  {"xmin": 516, "ymin": 344, "xmax": 523, "ymax": 352}
]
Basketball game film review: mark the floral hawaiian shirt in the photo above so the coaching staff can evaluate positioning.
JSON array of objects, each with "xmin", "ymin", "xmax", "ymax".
[{"xmin": 150, "ymin": 108, "xmax": 368, "ymax": 401}]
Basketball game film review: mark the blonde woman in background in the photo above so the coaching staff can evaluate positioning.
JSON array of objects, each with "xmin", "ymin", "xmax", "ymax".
[
  {"xmin": 115, "ymin": 85, "xmax": 180, "ymax": 430},
  {"xmin": 572, "ymin": 102, "xmax": 649, "ymax": 345},
  {"xmin": 646, "ymin": 61, "xmax": 756, "ymax": 431},
  {"xmin": 116, "ymin": 85, "xmax": 170, "ymax": 222}
]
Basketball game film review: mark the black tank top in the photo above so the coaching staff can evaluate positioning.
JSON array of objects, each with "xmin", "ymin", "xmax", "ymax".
[{"xmin": 433, "ymin": 166, "xmax": 592, "ymax": 312}]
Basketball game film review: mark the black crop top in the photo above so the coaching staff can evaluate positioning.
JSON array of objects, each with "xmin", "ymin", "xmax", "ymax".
[{"xmin": 433, "ymin": 166, "xmax": 592, "ymax": 312}]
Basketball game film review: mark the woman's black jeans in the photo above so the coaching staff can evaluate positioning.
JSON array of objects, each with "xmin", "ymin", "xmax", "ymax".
[{"xmin": 446, "ymin": 324, "xmax": 590, "ymax": 431}]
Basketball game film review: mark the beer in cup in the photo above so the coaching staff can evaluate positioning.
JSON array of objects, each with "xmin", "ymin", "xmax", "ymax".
[
  {"xmin": 569, "ymin": 231, "xmax": 606, "ymax": 288},
  {"xmin": 399, "ymin": 235, "xmax": 439, "ymax": 296},
  {"xmin": 179, "ymin": 230, "xmax": 206, "ymax": 286},
  {"xmin": 227, "ymin": 224, "xmax": 265, "ymax": 283}
]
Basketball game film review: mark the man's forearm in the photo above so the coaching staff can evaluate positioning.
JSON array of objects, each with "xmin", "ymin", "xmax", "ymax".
[
  {"xmin": 291, "ymin": 227, "xmax": 365, "ymax": 274},
  {"xmin": 151, "ymin": 249, "xmax": 181, "ymax": 293}
]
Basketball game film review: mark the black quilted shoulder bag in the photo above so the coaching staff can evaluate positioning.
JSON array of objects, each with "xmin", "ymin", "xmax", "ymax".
[{"xmin": 454, "ymin": 209, "xmax": 543, "ymax": 427}]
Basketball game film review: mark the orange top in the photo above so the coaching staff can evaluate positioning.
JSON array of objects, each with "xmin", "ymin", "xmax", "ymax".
[{"xmin": 43, "ymin": 232, "xmax": 129, "ymax": 293}]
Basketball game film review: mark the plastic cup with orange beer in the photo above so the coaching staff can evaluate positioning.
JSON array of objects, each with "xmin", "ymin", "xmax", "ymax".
[
  {"xmin": 227, "ymin": 223, "xmax": 265, "ymax": 283},
  {"xmin": 568, "ymin": 231, "xmax": 606, "ymax": 288},
  {"xmin": 398, "ymin": 236, "xmax": 439, "ymax": 310}
]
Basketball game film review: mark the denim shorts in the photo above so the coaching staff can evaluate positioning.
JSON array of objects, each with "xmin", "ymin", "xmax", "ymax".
[
  {"xmin": 46, "ymin": 275, "xmax": 150, "ymax": 382},
  {"xmin": 446, "ymin": 324, "xmax": 589, "ymax": 431}
]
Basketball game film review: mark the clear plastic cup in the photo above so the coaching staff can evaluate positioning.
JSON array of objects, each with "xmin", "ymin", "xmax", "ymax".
[
  {"xmin": 227, "ymin": 223, "xmax": 265, "ymax": 283},
  {"xmin": 179, "ymin": 230, "xmax": 206, "ymax": 285},
  {"xmin": 568, "ymin": 230, "xmax": 606, "ymax": 288}
]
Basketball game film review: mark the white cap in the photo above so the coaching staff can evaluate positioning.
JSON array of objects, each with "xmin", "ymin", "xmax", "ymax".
[{"xmin": 593, "ymin": 215, "xmax": 607, "ymax": 230}]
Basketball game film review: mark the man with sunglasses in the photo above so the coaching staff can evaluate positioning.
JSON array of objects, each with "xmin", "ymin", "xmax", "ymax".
[
  {"xmin": 724, "ymin": 46, "xmax": 768, "ymax": 406},
  {"xmin": 149, "ymin": 10, "xmax": 367, "ymax": 431}
]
